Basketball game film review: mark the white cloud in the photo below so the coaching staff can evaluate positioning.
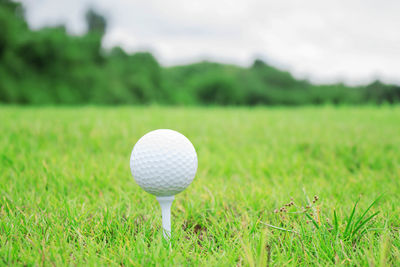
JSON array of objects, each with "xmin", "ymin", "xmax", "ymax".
[{"xmin": 18, "ymin": 0, "xmax": 400, "ymax": 85}]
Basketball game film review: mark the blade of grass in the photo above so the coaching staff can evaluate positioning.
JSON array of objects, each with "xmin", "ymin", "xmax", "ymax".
[
  {"xmin": 260, "ymin": 222, "xmax": 298, "ymax": 234},
  {"xmin": 305, "ymin": 213, "xmax": 319, "ymax": 229},
  {"xmin": 351, "ymin": 211, "xmax": 380, "ymax": 238},
  {"xmin": 344, "ymin": 198, "xmax": 359, "ymax": 238},
  {"xmin": 333, "ymin": 209, "xmax": 338, "ymax": 235},
  {"xmin": 352, "ymin": 195, "xmax": 383, "ymax": 233}
]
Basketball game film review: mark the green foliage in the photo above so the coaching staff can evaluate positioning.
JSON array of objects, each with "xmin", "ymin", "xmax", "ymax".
[
  {"xmin": 85, "ymin": 9, "xmax": 107, "ymax": 36},
  {"xmin": 1, "ymin": 106, "xmax": 400, "ymax": 265},
  {"xmin": 0, "ymin": 1, "xmax": 399, "ymax": 105},
  {"xmin": 365, "ymin": 81, "xmax": 400, "ymax": 104}
]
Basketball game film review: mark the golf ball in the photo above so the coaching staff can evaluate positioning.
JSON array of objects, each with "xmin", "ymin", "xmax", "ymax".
[{"xmin": 130, "ymin": 129, "xmax": 198, "ymax": 196}]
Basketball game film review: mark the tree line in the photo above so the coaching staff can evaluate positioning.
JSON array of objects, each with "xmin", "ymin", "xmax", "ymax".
[{"xmin": 1, "ymin": 0, "xmax": 399, "ymax": 105}]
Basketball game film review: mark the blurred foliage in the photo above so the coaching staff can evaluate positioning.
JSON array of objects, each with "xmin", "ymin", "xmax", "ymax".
[
  {"xmin": 85, "ymin": 9, "xmax": 106, "ymax": 36},
  {"xmin": 0, "ymin": 0, "xmax": 399, "ymax": 105}
]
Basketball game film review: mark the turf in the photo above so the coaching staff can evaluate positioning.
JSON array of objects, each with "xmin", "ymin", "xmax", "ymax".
[{"xmin": 1, "ymin": 106, "xmax": 399, "ymax": 266}]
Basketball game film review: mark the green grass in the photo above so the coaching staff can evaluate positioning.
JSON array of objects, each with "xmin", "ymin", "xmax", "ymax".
[{"xmin": 1, "ymin": 106, "xmax": 400, "ymax": 266}]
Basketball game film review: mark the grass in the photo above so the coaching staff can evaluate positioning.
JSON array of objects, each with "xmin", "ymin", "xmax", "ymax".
[{"xmin": 0, "ymin": 106, "xmax": 400, "ymax": 266}]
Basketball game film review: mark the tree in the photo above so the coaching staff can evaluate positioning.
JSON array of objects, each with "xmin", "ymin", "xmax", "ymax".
[{"xmin": 85, "ymin": 9, "xmax": 107, "ymax": 36}]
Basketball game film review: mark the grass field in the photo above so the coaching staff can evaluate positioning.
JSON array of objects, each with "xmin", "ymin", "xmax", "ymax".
[{"xmin": 1, "ymin": 106, "xmax": 400, "ymax": 266}]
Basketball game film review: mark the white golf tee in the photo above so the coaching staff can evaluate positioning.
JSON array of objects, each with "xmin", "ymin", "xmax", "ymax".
[{"xmin": 156, "ymin": 195, "xmax": 174, "ymax": 240}]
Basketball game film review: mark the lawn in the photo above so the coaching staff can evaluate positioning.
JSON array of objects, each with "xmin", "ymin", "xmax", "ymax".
[{"xmin": 1, "ymin": 106, "xmax": 399, "ymax": 266}]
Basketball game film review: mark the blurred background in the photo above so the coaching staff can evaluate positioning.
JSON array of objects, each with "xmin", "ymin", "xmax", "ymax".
[{"xmin": 1, "ymin": 0, "xmax": 399, "ymax": 106}]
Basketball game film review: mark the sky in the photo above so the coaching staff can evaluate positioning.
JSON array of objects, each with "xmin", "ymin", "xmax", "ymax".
[{"xmin": 18, "ymin": 0, "xmax": 400, "ymax": 85}]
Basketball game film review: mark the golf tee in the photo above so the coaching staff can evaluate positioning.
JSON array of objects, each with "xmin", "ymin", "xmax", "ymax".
[{"xmin": 156, "ymin": 195, "xmax": 175, "ymax": 240}]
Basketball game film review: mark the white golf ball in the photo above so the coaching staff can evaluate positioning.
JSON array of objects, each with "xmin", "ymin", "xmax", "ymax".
[{"xmin": 130, "ymin": 129, "xmax": 198, "ymax": 196}]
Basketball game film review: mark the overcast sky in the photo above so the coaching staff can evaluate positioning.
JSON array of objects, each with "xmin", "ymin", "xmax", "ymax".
[{"xmin": 19, "ymin": 0, "xmax": 400, "ymax": 85}]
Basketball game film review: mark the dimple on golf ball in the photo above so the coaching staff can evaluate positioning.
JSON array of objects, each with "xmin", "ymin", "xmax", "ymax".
[{"xmin": 130, "ymin": 129, "xmax": 198, "ymax": 196}]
